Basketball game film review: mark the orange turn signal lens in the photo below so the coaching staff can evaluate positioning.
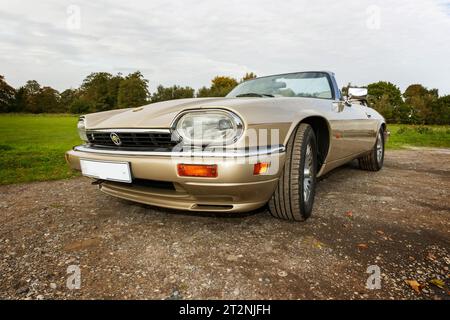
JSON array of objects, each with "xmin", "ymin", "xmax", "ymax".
[
  {"xmin": 177, "ymin": 164, "xmax": 218, "ymax": 178},
  {"xmin": 253, "ymin": 162, "xmax": 270, "ymax": 175}
]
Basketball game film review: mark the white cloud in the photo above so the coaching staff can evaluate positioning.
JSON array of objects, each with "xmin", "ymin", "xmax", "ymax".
[{"xmin": 0, "ymin": 0, "xmax": 449, "ymax": 94}]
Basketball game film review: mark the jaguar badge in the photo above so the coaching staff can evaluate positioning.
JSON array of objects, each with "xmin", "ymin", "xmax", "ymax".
[{"xmin": 110, "ymin": 133, "xmax": 122, "ymax": 146}]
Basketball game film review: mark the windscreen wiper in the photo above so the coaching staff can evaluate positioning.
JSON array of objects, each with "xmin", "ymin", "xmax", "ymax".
[{"xmin": 236, "ymin": 93, "xmax": 274, "ymax": 98}]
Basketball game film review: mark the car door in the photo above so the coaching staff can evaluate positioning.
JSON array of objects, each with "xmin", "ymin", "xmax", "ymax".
[{"xmin": 328, "ymin": 100, "xmax": 377, "ymax": 161}]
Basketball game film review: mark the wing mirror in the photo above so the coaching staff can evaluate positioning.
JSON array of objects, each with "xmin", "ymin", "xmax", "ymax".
[{"xmin": 348, "ymin": 87, "xmax": 368, "ymax": 102}]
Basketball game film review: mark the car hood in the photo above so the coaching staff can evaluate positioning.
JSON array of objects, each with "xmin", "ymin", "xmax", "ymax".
[{"xmin": 84, "ymin": 96, "xmax": 331, "ymax": 129}]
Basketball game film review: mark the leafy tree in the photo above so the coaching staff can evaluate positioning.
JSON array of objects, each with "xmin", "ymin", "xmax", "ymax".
[
  {"xmin": 430, "ymin": 95, "xmax": 450, "ymax": 125},
  {"xmin": 393, "ymin": 103, "xmax": 414, "ymax": 124},
  {"xmin": 59, "ymin": 89, "xmax": 78, "ymax": 113},
  {"xmin": 69, "ymin": 98, "xmax": 92, "ymax": 114},
  {"xmin": 210, "ymin": 76, "xmax": 238, "ymax": 97},
  {"xmin": 151, "ymin": 85, "xmax": 194, "ymax": 103},
  {"xmin": 117, "ymin": 72, "xmax": 149, "ymax": 108},
  {"xmin": 7, "ymin": 80, "xmax": 62, "ymax": 114},
  {"xmin": 0, "ymin": 75, "xmax": 16, "ymax": 112},
  {"xmin": 403, "ymin": 84, "xmax": 438, "ymax": 124},
  {"xmin": 108, "ymin": 73, "xmax": 124, "ymax": 109},
  {"xmin": 80, "ymin": 72, "xmax": 117, "ymax": 112},
  {"xmin": 196, "ymin": 86, "xmax": 213, "ymax": 98},
  {"xmin": 241, "ymin": 72, "xmax": 257, "ymax": 82},
  {"xmin": 22, "ymin": 80, "xmax": 42, "ymax": 113},
  {"xmin": 19, "ymin": 81, "xmax": 61, "ymax": 113},
  {"xmin": 23, "ymin": 80, "xmax": 41, "ymax": 95},
  {"xmin": 197, "ymin": 76, "xmax": 238, "ymax": 97},
  {"xmin": 12, "ymin": 87, "xmax": 27, "ymax": 113},
  {"xmin": 37, "ymin": 86, "xmax": 61, "ymax": 113},
  {"xmin": 367, "ymin": 81, "xmax": 404, "ymax": 123}
]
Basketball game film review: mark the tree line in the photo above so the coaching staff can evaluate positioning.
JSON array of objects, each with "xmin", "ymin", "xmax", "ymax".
[
  {"xmin": 0, "ymin": 72, "xmax": 448, "ymax": 124},
  {"xmin": 346, "ymin": 82, "xmax": 449, "ymax": 125}
]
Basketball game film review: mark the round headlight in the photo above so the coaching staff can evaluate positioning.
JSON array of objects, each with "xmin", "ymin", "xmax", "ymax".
[
  {"xmin": 173, "ymin": 110, "xmax": 244, "ymax": 146},
  {"xmin": 77, "ymin": 116, "xmax": 88, "ymax": 142}
]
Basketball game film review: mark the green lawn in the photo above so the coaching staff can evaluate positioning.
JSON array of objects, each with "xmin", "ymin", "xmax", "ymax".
[
  {"xmin": 386, "ymin": 124, "xmax": 450, "ymax": 149},
  {"xmin": 0, "ymin": 114, "xmax": 81, "ymax": 185},
  {"xmin": 0, "ymin": 115, "xmax": 449, "ymax": 185}
]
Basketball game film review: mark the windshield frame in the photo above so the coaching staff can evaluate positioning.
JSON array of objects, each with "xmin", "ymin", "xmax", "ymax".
[{"xmin": 227, "ymin": 71, "xmax": 338, "ymax": 100}]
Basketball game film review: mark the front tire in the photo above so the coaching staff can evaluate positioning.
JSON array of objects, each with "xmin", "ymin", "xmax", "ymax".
[
  {"xmin": 358, "ymin": 128, "xmax": 385, "ymax": 171},
  {"xmin": 268, "ymin": 123, "xmax": 317, "ymax": 221}
]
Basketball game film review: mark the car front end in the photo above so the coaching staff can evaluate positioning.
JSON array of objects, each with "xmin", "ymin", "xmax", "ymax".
[{"xmin": 65, "ymin": 107, "xmax": 287, "ymax": 213}]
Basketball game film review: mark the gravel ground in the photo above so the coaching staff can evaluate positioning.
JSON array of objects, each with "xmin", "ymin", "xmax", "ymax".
[{"xmin": 0, "ymin": 149, "xmax": 449, "ymax": 300}]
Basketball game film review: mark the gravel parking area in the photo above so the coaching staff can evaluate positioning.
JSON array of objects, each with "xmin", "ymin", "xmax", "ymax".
[{"xmin": 0, "ymin": 149, "xmax": 449, "ymax": 300}]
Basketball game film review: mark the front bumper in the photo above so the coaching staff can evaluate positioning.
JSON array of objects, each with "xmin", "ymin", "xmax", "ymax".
[{"xmin": 65, "ymin": 145, "xmax": 286, "ymax": 212}]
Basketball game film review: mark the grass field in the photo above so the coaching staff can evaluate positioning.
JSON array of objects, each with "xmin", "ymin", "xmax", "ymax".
[
  {"xmin": 386, "ymin": 124, "xmax": 450, "ymax": 149},
  {"xmin": 0, "ymin": 114, "xmax": 449, "ymax": 185},
  {"xmin": 0, "ymin": 114, "xmax": 81, "ymax": 185}
]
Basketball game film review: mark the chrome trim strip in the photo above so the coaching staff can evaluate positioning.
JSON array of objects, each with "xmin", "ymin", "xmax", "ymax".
[
  {"xmin": 86, "ymin": 128, "xmax": 171, "ymax": 133},
  {"xmin": 73, "ymin": 145, "xmax": 285, "ymax": 158}
]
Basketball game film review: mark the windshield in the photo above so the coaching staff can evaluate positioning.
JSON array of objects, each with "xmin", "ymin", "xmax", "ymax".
[{"xmin": 227, "ymin": 72, "xmax": 333, "ymax": 99}]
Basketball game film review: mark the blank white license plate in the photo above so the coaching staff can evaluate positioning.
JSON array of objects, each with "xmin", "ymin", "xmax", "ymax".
[{"xmin": 80, "ymin": 159, "xmax": 132, "ymax": 183}]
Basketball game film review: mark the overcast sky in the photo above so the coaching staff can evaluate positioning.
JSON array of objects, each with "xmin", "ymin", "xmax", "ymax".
[{"xmin": 1, "ymin": 0, "xmax": 449, "ymax": 95}]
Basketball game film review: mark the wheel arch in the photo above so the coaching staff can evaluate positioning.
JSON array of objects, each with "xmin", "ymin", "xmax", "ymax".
[
  {"xmin": 380, "ymin": 122, "xmax": 387, "ymax": 134},
  {"xmin": 287, "ymin": 116, "xmax": 331, "ymax": 174},
  {"xmin": 379, "ymin": 122, "xmax": 388, "ymax": 143}
]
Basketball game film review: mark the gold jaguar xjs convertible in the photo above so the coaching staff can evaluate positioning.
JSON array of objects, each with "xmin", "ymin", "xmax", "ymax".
[{"xmin": 66, "ymin": 71, "xmax": 388, "ymax": 221}]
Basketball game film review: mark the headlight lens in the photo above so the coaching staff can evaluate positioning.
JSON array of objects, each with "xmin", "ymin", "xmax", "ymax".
[
  {"xmin": 77, "ymin": 116, "xmax": 88, "ymax": 142},
  {"xmin": 174, "ymin": 110, "xmax": 244, "ymax": 146}
]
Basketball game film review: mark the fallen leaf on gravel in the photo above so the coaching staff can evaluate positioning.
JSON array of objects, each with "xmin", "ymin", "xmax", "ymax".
[
  {"xmin": 302, "ymin": 236, "xmax": 325, "ymax": 249},
  {"xmin": 314, "ymin": 241, "xmax": 325, "ymax": 249},
  {"xmin": 427, "ymin": 252, "xmax": 437, "ymax": 261},
  {"xmin": 429, "ymin": 279, "xmax": 445, "ymax": 289},
  {"xmin": 405, "ymin": 280, "xmax": 423, "ymax": 294},
  {"xmin": 357, "ymin": 243, "xmax": 368, "ymax": 250}
]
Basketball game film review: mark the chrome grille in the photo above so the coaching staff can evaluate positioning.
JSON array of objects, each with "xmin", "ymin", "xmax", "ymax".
[{"xmin": 87, "ymin": 131, "xmax": 178, "ymax": 151}]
